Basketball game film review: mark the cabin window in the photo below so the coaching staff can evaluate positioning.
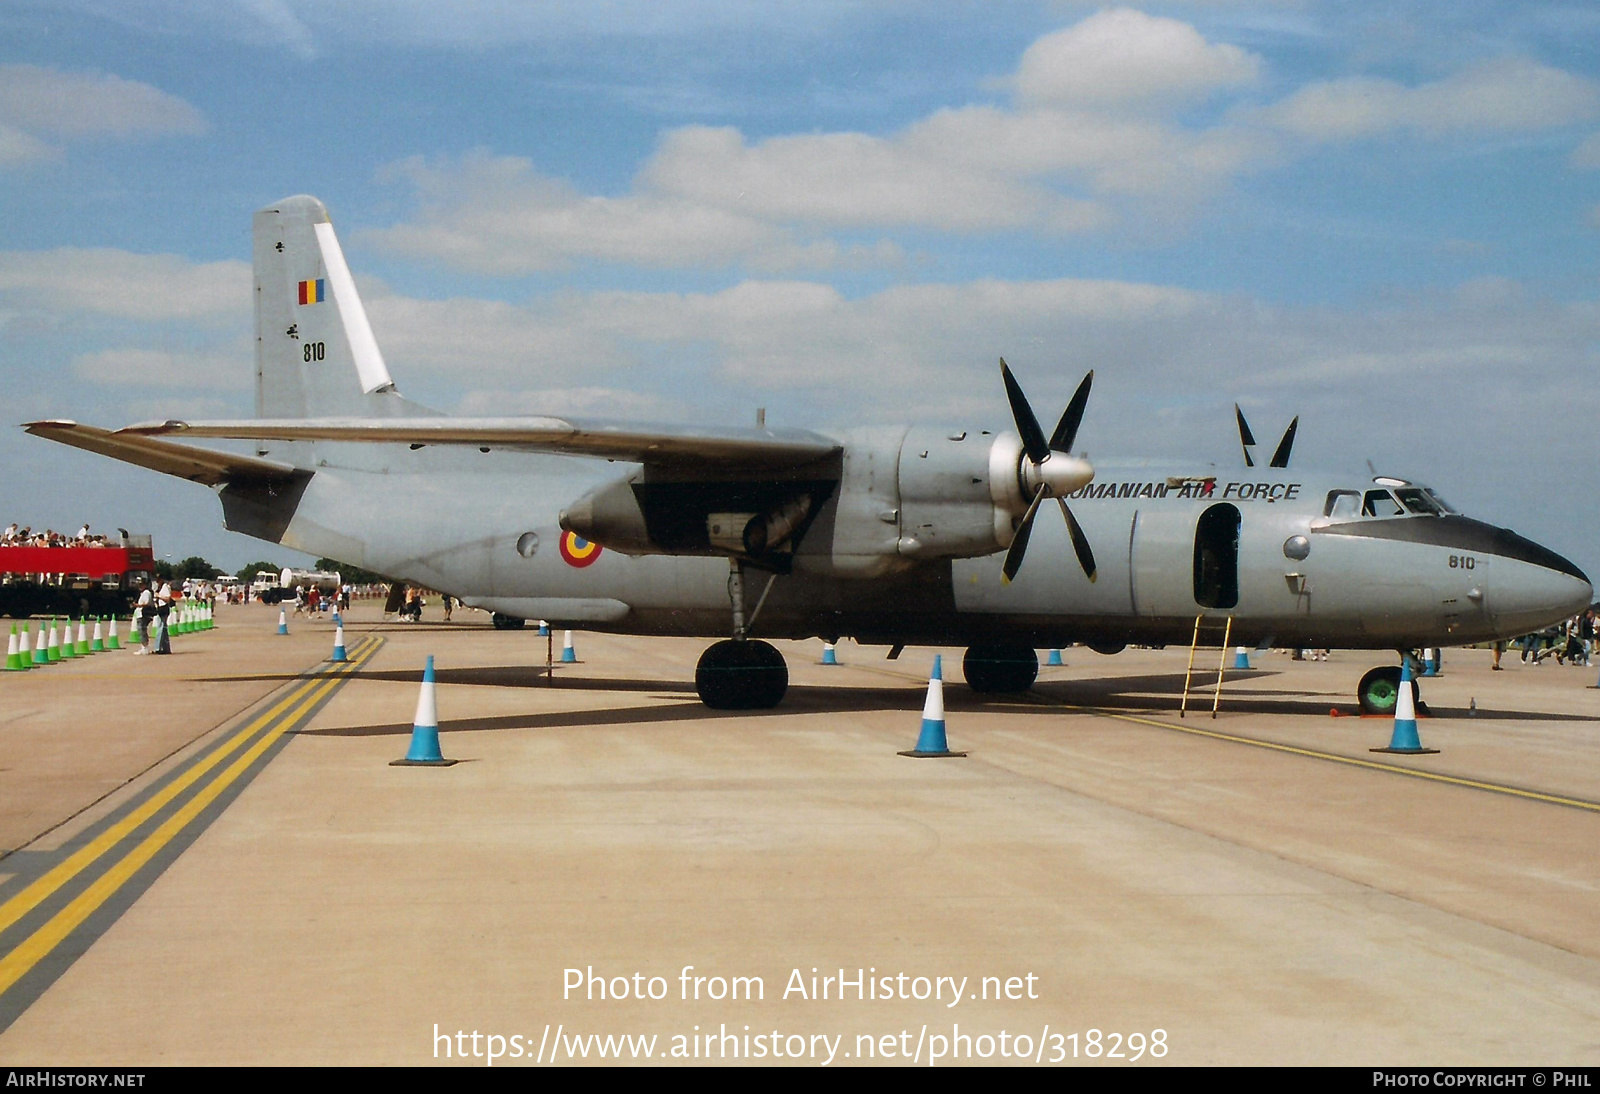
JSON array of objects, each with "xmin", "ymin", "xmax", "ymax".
[
  {"xmin": 1362, "ymin": 489, "xmax": 1404, "ymax": 518},
  {"xmin": 1193, "ymin": 503, "xmax": 1240, "ymax": 610},
  {"xmin": 1324, "ymin": 490, "xmax": 1360, "ymax": 519},
  {"xmin": 1423, "ymin": 487, "xmax": 1458, "ymax": 514},
  {"xmin": 1394, "ymin": 487, "xmax": 1445, "ymax": 516}
]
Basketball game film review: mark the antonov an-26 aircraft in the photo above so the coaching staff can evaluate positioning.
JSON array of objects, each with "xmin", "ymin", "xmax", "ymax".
[{"xmin": 26, "ymin": 196, "xmax": 1593, "ymax": 711}]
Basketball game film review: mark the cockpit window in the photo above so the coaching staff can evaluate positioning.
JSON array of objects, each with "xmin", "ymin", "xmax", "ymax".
[
  {"xmin": 1423, "ymin": 487, "xmax": 1458, "ymax": 514},
  {"xmin": 1362, "ymin": 489, "xmax": 1404, "ymax": 518},
  {"xmin": 1324, "ymin": 490, "xmax": 1361, "ymax": 519},
  {"xmin": 1394, "ymin": 487, "xmax": 1445, "ymax": 516}
]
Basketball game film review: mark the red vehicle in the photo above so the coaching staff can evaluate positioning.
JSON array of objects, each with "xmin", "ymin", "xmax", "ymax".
[{"xmin": 0, "ymin": 535, "xmax": 155, "ymax": 618}]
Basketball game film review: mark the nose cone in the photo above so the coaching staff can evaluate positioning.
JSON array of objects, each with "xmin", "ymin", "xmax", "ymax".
[
  {"xmin": 1492, "ymin": 548, "xmax": 1592, "ymax": 637},
  {"xmin": 1025, "ymin": 453, "xmax": 1095, "ymax": 497}
]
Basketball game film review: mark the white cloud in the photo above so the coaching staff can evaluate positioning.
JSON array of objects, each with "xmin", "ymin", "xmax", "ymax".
[
  {"xmin": 0, "ymin": 249, "xmax": 249, "ymax": 322},
  {"xmin": 238, "ymin": 0, "xmax": 317, "ymax": 59},
  {"xmin": 365, "ymin": 274, "xmax": 1205, "ymax": 395},
  {"xmin": 71, "ymin": 348, "xmax": 251, "ymax": 390},
  {"xmin": 0, "ymin": 64, "xmax": 207, "ymax": 140},
  {"xmin": 1259, "ymin": 57, "xmax": 1600, "ymax": 141},
  {"xmin": 1011, "ymin": 8, "xmax": 1262, "ymax": 109},
  {"xmin": 0, "ymin": 122, "xmax": 58, "ymax": 167},
  {"xmin": 1572, "ymin": 133, "xmax": 1600, "ymax": 168},
  {"xmin": 368, "ymin": 11, "xmax": 1277, "ymax": 272},
  {"xmin": 643, "ymin": 123, "xmax": 1113, "ymax": 232},
  {"xmin": 363, "ymin": 152, "xmax": 900, "ymax": 273}
]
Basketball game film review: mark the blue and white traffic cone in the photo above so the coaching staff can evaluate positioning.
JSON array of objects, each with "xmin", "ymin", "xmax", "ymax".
[
  {"xmin": 1371, "ymin": 658, "xmax": 1438, "ymax": 755},
  {"xmin": 277, "ymin": 606, "xmax": 289, "ymax": 635},
  {"xmin": 1232, "ymin": 646, "xmax": 1251, "ymax": 670},
  {"xmin": 561, "ymin": 630, "xmax": 577, "ymax": 663},
  {"xmin": 538, "ymin": 620, "xmax": 549, "ymax": 637},
  {"xmin": 1419, "ymin": 648, "xmax": 1439, "ymax": 677},
  {"xmin": 899, "ymin": 655, "xmax": 968, "ymax": 758},
  {"xmin": 330, "ymin": 619, "xmax": 347, "ymax": 663},
  {"xmin": 1046, "ymin": 648, "xmax": 1064, "ymax": 666},
  {"xmin": 390, "ymin": 655, "xmax": 457, "ymax": 766},
  {"xmin": 821, "ymin": 641, "xmax": 839, "ymax": 665}
]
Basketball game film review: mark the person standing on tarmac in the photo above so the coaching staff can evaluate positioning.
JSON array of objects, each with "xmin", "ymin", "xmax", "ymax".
[
  {"xmin": 132, "ymin": 580, "xmax": 153, "ymax": 654},
  {"xmin": 153, "ymin": 581, "xmax": 174, "ymax": 654}
]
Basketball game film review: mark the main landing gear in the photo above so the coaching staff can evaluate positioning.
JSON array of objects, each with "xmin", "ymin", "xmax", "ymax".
[
  {"xmin": 697, "ymin": 640, "xmax": 788, "ymax": 709},
  {"xmin": 695, "ymin": 561, "xmax": 789, "ymax": 710},
  {"xmin": 962, "ymin": 642, "xmax": 1040, "ymax": 694}
]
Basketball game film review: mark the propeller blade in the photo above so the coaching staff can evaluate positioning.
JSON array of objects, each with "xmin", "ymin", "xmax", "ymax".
[
  {"xmin": 1234, "ymin": 404, "xmax": 1256, "ymax": 468},
  {"xmin": 1057, "ymin": 498, "xmax": 1098, "ymax": 583},
  {"xmin": 1001, "ymin": 488, "xmax": 1046, "ymax": 583},
  {"xmin": 1048, "ymin": 370, "xmax": 1094, "ymax": 454},
  {"xmin": 1000, "ymin": 358, "xmax": 1050, "ymax": 465},
  {"xmin": 1269, "ymin": 416, "xmax": 1298, "ymax": 468}
]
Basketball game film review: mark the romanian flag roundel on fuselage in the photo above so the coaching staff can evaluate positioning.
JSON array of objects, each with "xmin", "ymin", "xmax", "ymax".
[{"xmin": 559, "ymin": 531, "xmax": 602, "ymax": 568}]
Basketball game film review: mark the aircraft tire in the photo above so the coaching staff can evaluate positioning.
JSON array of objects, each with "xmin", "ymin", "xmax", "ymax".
[
  {"xmin": 1357, "ymin": 665, "xmax": 1419, "ymax": 716},
  {"xmin": 962, "ymin": 643, "xmax": 1040, "ymax": 693},
  {"xmin": 491, "ymin": 613, "xmax": 526, "ymax": 630},
  {"xmin": 696, "ymin": 639, "xmax": 788, "ymax": 709}
]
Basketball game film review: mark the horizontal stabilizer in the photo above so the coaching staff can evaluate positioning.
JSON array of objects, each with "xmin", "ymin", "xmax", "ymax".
[
  {"xmin": 119, "ymin": 416, "xmax": 842, "ymax": 469},
  {"xmin": 25, "ymin": 420, "xmax": 301, "ymax": 486}
]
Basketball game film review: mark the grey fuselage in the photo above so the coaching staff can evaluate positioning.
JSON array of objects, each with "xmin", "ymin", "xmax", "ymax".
[{"xmin": 222, "ymin": 426, "xmax": 1592, "ymax": 652}]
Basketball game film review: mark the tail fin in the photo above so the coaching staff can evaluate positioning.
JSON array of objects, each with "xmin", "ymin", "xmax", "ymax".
[{"xmin": 254, "ymin": 195, "xmax": 398, "ymax": 420}]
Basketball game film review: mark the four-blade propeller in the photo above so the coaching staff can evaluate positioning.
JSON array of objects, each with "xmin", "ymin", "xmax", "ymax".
[{"xmin": 999, "ymin": 359, "xmax": 1098, "ymax": 584}]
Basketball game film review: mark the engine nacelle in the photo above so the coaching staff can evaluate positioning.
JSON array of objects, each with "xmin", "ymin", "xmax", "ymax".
[
  {"xmin": 894, "ymin": 426, "xmax": 1017, "ymax": 560},
  {"xmin": 558, "ymin": 424, "xmax": 1094, "ymax": 578}
]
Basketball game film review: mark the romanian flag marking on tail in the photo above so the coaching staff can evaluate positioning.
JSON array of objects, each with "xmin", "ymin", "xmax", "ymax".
[{"xmin": 298, "ymin": 278, "xmax": 326, "ymax": 305}]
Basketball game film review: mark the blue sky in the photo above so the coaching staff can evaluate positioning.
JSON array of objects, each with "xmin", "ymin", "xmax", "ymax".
[{"xmin": 0, "ymin": 1, "xmax": 1596, "ymax": 579}]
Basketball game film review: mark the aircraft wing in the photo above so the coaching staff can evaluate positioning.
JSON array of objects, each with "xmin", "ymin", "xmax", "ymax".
[
  {"xmin": 24, "ymin": 420, "xmax": 301, "ymax": 486},
  {"xmin": 118, "ymin": 416, "xmax": 842, "ymax": 469}
]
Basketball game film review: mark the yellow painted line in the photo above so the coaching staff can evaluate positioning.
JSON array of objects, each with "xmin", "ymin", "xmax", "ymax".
[
  {"xmin": 1020, "ymin": 693, "xmax": 1600, "ymax": 814},
  {"xmin": 0, "ymin": 636, "xmax": 382, "ymax": 996},
  {"xmin": 847, "ymin": 658, "xmax": 1600, "ymax": 814},
  {"xmin": 0, "ymin": 637, "xmax": 379, "ymax": 939},
  {"xmin": 0, "ymin": 637, "xmax": 382, "ymax": 996}
]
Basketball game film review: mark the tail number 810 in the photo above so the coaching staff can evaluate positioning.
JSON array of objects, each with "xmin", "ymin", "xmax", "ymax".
[{"xmin": 1448, "ymin": 555, "xmax": 1477, "ymax": 569}]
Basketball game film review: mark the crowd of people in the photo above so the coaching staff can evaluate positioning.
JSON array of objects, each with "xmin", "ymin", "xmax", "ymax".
[
  {"xmin": 287, "ymin": 582, "xmax": 353, "ymax": 616},
  {"xmin": 1504, "ymin": 610, "xmax": 1596, "ymax": 668},
  {"xmin": 1, "ymin": 522, "xmax": 121, "ymax": 547}
]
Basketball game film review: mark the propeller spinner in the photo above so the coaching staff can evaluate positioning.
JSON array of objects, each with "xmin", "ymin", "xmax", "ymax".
[{"xmin": 998, "ymin": 359, "xmax": 1097, "ymax": 584}]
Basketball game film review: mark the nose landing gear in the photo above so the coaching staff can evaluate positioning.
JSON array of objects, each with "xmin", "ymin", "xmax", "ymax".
[{"xmin": 1357, "ymin": 664, "xmax": 1421, "ymax": 715}]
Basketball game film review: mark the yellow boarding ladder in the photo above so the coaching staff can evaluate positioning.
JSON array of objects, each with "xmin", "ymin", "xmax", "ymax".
[{"xmin": 1179, "ymin": 614, "xmax": 1234, "ymax": 719}]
